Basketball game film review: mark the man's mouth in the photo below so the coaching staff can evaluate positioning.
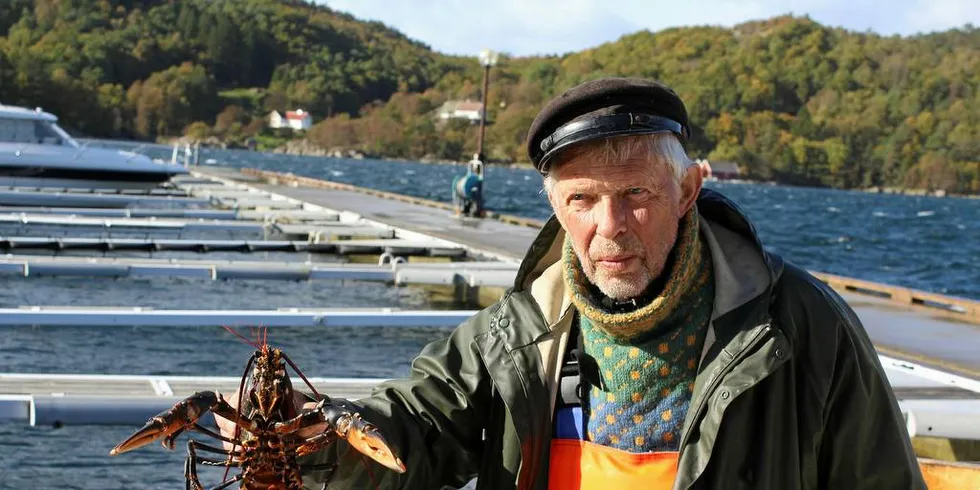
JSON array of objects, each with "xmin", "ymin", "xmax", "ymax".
[
  {"xmin": 594, "ymin": 255, "xmax": 637, "ymax": 270},
  {"xmin": 595, "ymin": 255, "xmax": 633, "ymax": 262}
]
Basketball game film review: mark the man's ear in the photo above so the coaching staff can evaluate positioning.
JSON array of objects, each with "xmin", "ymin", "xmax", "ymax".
[
  {"xmin": 678, "ymin": 163, "xmax": 703, "ymax": 217},
  {"xmin": 545, "ymin": 184, "xmax": 566, "ymax": 229}
]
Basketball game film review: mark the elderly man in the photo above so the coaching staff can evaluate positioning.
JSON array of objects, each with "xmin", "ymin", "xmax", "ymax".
[{"xmin": 220, "ymin": 77, "xmax": 925, "ymax": 489}]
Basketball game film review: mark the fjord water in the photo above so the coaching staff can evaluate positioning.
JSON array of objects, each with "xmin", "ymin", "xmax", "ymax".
[{"xmin": 0, "ymin": 146, "xmax": 977, "ymax": 488}]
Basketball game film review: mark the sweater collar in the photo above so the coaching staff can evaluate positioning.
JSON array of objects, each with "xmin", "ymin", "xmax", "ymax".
[{"xmin": 563, "ymin": 208, "xmax": 705, "ymax": 342}]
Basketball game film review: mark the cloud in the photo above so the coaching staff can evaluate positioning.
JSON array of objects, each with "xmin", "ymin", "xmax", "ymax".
[
  {"xmin": 903, "ymin": 0, "xmax": 979, "ymax": 33},
  {"xmin": 323, "ymin": 0, "xmax": 642, "ymax": 56},
  {"xmin": 319, "ymin": 0, "xmax": 979, "ymax": 56}
]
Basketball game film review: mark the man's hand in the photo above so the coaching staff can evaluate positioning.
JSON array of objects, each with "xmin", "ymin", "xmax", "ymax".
[{"xmin": 214, "ymin": 391, "xmax": 328, "ymax": 452}]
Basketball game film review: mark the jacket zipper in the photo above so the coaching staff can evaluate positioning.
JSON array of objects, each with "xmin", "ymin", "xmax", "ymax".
[{"xmin": 679, "ymin": 321, "xmax": 772, "ymax": 451}]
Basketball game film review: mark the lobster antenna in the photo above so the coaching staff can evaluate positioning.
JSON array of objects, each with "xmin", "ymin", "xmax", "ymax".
[
  {"xmin": 224, "ymin": 351, "xmax": 257, "ymax": 482},
  {"xmin": 281, "ymin": 352, "xmax": 322, "ymax": 400},
  {"xmin": 223, "ymin": 325, "xmax": 262, "ymax": 351}
]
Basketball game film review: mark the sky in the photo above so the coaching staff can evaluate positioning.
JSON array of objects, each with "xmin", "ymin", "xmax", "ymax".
[{"xmin": 317, "ymin": 0, "xmax": 978, "ymax": 57}]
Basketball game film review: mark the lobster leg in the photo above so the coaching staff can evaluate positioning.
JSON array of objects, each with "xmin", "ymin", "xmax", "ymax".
[
  {"xmin": 192, "ymin": 422, "xmax": 241, "ymax": 447},
  {"xmin": 185, "ymin": 441, "xmax": 203, "ymax": 490},
  {"xmin": 293, "ymin": 430, "xmax": 338, "ymax": 457},
  {"xmin": 275, "ymin": 398, "xmax": 406, "ymax": 474},
  {"xmin": 186, "ymin": 439, "xmax": 241, "ymax": 490},
  {"xmin": 110, "ymin": 391, "xmax": 255, "ymax": 456},
  {"xmin": 209, "ymin": 474, "xmax": 243, "ymax": 490},
  {"xmin": 190, "ymin": 439, "xmax": 241, "ymax": 459}
]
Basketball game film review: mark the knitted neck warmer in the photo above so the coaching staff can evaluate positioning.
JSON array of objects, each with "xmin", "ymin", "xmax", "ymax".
[
  {"xmin": 563, "ymin": 208, "xmax": 704, "ymax": 342},
  {"xmin": 562, "ymin": 208, "xmax": 715, "ymax": 452}
]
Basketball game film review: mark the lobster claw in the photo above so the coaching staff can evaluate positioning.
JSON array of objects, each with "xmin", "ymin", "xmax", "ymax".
[
  {"xmin": 342, "ymin": 412, "xmax": 407, "ymax": 474},
  {"xmin": 277, "ymin": 397, "xmax": 407, "ymax": 473},
  {"xmin": 109, "ymin": 391, "xmax": 219, "ymax": 456}
]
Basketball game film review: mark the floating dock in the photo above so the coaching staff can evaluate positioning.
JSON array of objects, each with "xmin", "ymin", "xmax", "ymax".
[
  {"xmin": 0, "ymin": 165, "xmax": 978, "ymax": 476},
  {"xmin": 0, "ymin": 254, "xmax": 517, "ymax": 284}
]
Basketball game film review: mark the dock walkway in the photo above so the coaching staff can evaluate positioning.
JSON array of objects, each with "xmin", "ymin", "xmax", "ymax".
[{"xmin": 210, "ymin": 166, "xmax": 541, "ymax": 263}]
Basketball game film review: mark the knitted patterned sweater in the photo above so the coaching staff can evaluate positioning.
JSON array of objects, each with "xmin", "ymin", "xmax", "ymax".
[{"xmin": 563, "ymin": 209, "xmax": 715, "ymax": 452}]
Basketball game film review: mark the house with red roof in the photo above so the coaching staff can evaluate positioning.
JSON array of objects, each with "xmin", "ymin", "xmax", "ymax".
[{"xmin": 268, "ymin": 109, "xmax": 313, "ymax": 131}]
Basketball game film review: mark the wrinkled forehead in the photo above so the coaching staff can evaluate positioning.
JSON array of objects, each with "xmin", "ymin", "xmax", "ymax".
[
  {"xmin": 551, "ymin": 151, "xmax": 674, "ymax": 189},
  {"xmin": 552, "ymin": 135, "xmax": 675, "ymax": 175},
  {"xmin": 556, "ymin": 157, "xmax": 662, "ymax": 180}
]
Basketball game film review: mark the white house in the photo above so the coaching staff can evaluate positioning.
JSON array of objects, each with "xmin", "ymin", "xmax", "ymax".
[
  {"xmin": 697, "ymin": 159, "xmax": 741, "ymax": 180},
  {"xmin": 436, "ymin": 100, "xmax": 485, "ymax": 123},
  {"xmin": 268, "ymin": 109, "xmax": 313, "ymax": 131}
]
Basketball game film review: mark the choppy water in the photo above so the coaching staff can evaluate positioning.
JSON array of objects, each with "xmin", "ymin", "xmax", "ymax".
[{"xmin": 1, "ymin": 143, "xmax": 978, "ymax": 488}]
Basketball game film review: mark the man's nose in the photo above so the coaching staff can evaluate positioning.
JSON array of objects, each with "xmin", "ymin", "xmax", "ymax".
[{"xmin": 595, "ymin": 197, "xmax": 627, "ymax": 239}]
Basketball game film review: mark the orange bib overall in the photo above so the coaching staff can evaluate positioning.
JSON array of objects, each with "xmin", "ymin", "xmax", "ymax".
[
  {"xmin": 548, "ymin": 438, "xmax": 679, "ymax": 489},
  {"xmin": 550, "ymin": 317, "xmax": 679, "ymax": 489}
]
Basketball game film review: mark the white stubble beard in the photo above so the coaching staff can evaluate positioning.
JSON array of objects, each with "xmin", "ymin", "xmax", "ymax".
[{"xmin": 574, "ymin": 233, "xmax": 675, "ymax": 301}]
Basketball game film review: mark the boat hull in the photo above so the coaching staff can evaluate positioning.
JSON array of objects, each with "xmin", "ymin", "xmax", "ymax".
[
  {"xmin": 0, "ymin": 142, "xmax": 187, "ymax": 190},
  {"xmin": 0, "ymin": 166, "xmax": 183, "ymax": 190}
]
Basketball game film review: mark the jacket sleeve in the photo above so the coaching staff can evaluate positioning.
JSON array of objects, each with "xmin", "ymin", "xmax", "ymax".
[
  {"xmin": 815, "ymin": 290, "xmax": 926, "ymax": 489},
  {"xmin": 299, "ymin": 307, "xmax": 494, "ymax": 490}
]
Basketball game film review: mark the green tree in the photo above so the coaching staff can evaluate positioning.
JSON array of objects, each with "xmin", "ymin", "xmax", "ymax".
[{"xmin": 127, "ymin": 62, "xmax": 217, "ymax": 139}]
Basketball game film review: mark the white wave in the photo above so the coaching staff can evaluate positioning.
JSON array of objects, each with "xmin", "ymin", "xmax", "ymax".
[{"xmin": 916, "ymin": 211, "xmax": 935, "ymax": 217}]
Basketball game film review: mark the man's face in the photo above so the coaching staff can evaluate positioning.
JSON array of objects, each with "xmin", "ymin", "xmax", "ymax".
[{"xmin": 548, "ymin": 151, "xmax": 699, "ymax": 300}]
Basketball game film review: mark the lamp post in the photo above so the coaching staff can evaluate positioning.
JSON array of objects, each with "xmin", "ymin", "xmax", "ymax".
[{"xmin": 476, "ymin": 49, "xmax": 498, "ymax": 163}]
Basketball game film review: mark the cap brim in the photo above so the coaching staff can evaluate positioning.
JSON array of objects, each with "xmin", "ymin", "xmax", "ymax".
[{"xmin": 536, "ymin": 113, "xmax": 686, "ymax": 174}]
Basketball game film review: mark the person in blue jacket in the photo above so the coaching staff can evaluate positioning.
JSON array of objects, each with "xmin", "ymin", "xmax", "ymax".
[{"xmin": 453, "ymin": 154, "xmax": 485, "ymax": 217}]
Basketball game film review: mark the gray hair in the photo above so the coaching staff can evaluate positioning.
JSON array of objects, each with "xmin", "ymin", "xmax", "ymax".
[{"xmin": 542, "ymin": 133, "xmax": 693, "ymax": 194}]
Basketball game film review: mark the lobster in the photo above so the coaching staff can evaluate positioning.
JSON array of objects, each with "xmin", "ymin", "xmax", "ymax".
[{"xmin": 109, "ymin": 328, "xmax": 406, "ymax": 489}]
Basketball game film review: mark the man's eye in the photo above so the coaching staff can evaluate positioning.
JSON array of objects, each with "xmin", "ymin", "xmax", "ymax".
[
  {"xmin": 570, "ymin": 193, "xmax": 586, "ymax": 201},
  {"xmin": 628, "ymin": 187, "xmax": 645, "ymax": 195}
]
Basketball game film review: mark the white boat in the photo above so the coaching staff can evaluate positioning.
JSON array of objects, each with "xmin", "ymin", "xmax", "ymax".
[{"xmin": 0, "ymin": 104, "xmax": 187, "ymax": 190}]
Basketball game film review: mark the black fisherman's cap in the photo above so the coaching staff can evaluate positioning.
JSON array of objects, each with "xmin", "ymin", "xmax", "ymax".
[{"xmin": 526, "ymin": 77, "xmax": 690, "ymax": 174}]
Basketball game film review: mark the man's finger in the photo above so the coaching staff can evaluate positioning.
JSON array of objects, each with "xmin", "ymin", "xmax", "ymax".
[
  {"xmin": 215, "ymin": 392, "xmax": 240, "ymax": 451},
  {"xmin": 215, "ymin": 414, "xmax": 237, "ymax": 451},
  {"xmin": 296, "ymin": 420, "xmax": 330, "ymax": 440},
  {"xmin": 289, "ymin": 393, "xmax": 331, "ymax": 439}
]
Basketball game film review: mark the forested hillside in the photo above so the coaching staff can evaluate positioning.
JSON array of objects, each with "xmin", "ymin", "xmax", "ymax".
[
  {"xmin": 0, "ymin": 0, "xmax": 457, "ymax": 139},
  {"xmin": 1, "ymin": 1, "xmax": 977, "ymax": 193}
]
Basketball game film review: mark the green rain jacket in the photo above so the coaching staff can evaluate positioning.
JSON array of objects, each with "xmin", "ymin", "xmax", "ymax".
[{"xmin": 302, "ymin": 189, "xmax": 926, "ymax": 490}]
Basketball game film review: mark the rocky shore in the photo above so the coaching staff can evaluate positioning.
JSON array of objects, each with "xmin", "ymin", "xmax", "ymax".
[{"xmin": 271, "ymin": 139, "xmax": 369, "ymax": 159}]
